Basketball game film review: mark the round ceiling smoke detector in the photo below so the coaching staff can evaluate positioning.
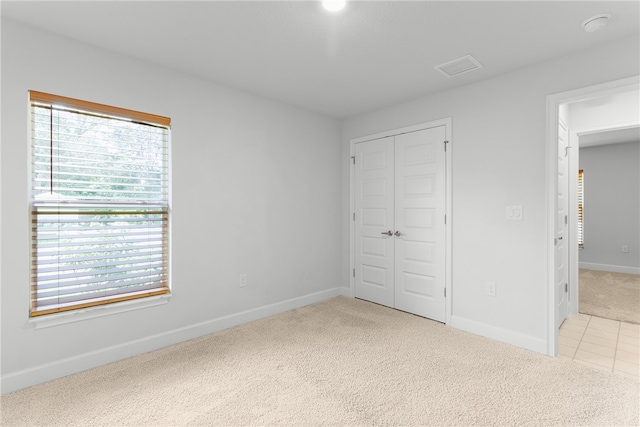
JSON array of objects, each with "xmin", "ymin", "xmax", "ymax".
[{"xmin": 582, "ymin": 14, "xmax": 611, "ymax": 33}]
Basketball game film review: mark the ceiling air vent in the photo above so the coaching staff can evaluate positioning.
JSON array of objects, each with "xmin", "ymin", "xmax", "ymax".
[{"xmin": 434, "ymin": 54, "xmax": 483, "ymax": 78}]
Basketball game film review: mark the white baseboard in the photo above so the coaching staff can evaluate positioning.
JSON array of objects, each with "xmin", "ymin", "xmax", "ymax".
[
  {"xmin": 1, "ymin": 287, "xmax": 343, "ymax": 395},
  {"xmin": 449, "ymin": 315, "xmax": 547, "ymax": 355},
  {"xmin": 579, "ymin": 262, "xmax": 640, "ymax": 275},
  {"xmin": 340, "ymin": 286, "xmax": 354, "ymax": 297}
]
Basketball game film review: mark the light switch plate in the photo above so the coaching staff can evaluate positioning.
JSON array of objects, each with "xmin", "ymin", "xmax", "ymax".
[
  {"xmin": 506, "ymin": 205, "xmax": 523, "ymax": 221},
  {"xmin": 512, "ymin": 205, "xmax": 523, "ymax": 220}
]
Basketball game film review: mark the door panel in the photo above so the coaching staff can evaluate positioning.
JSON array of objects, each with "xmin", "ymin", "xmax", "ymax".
[
  {"xmin": 394, "ymin": 127, "xmax": 446, "ymax": 321},
  {"xmin": 556, "ymin": 119, "xmax": 569, "ymax": 328},
  {"xmin": 354, "ymin": 137, "xmax": 395, "ymax": 308}
]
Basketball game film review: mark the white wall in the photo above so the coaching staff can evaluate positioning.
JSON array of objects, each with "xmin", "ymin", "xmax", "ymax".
[
  {"xmin": 1, "ymin": 20, "xmax": 343, "ymax": 393},
  {"xmin": 579, "ymin": 141, "xmax": 640, "ymax": 272},
  {"xmin": 568, "ymin": 91, "xmax": 640, "ymax": 131},
  {"xmin": 341, "ymin": 36, "xmax": 640, "ymax": 353}
]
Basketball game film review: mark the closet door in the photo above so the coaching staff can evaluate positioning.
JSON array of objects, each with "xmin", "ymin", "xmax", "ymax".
[
  {"xmin": 353, "ymin": 126, "xmax": 446, "ymax": 322},
  {"xmin": 394, "ymin": 127, "xmax": 446, "ymax": 322},
  {"xmin": 354, "ymin": 136, "xmax": 395, "ymax": 308}
]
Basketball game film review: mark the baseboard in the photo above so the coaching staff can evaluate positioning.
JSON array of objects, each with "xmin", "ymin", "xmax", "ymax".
[
  {"xmin": 449, "ymin": 315, "xmax": 547, "ymax": 355},
  {"xmin": 1, "ymin": 287, "xmax": 343, "ymax": 395},
  {"xmin": 340, "ymin": 286, "xmax": 354, "ymax": 297},
  {"xmin": 579, "ymin": 262, "xmax": 640, "ymax": 275}
]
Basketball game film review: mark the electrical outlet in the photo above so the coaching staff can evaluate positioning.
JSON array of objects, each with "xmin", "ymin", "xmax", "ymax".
[
  {"xmin": 621, "ymin": 245, "xmax": 629, "ymax": 253},
  {"xmin": 487, "ymin": 282, "xmax": 496, "ymax": 297},
  {"xmin": 239, "ymin": 274, "xmax": 247, "ymax": 287}
]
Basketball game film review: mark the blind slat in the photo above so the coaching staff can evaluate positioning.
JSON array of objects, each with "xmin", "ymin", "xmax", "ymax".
[
  {"xmin": 35, "ymin": 222, "xmax": 166, "ymax": 231},
  {"xmin": 35, "ymin": 270, "xmax": 167, "ymax": 291},
  {"xmin": 35, "ymin": 243, "xmax": 168, "ymax": 258},
  {"xmin": 34, "ymin": 147, "xmax": 168, "ymax": 166},
  {"xmin": 35, "ymin": 239, "xmax": 166, "ymax": 251},
  {"xmin": 36, "ymin": 229, "xmax": 166, "ymax": 241},
  {"xmin": 33, "ymin": 160, "xmax": 168, "ymax": 179},
  {"xmin": 36, "ymin": 282, "xmax": 167, "ymax": 306},
  {"xmin": 35, "ymin": 284, "xmax": 168, "ymax": 309},
  {"xmin": 35, "ymin": 254, "xmax": 166, "ymax": 274},
  {"xmin": 34, "ymin": 249, "xmax": 165, "ymax": 268},
  {"xmin": 33, "ymin": 169, "xmax": 164, "ymax": 183}
]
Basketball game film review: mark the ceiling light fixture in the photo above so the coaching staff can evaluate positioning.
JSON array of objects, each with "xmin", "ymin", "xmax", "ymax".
[
  {"xmin": 323, "ymin": 0, "xmax": 346, "ymax": 12},
  {"xmin": 582, "ymin": 14, "xmax": 611, "ymax": 33}
]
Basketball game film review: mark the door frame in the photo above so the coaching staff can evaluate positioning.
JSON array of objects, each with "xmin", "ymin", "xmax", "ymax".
[
  {"xmin": 556, "ymin": 116, "xmax": 570, "ymax": 329},
  {"xmin": 545, "ymin": 75, "xmax": 639, "ymax": 357},
  {"xmin": 349, "ymin": 117, "xmax": 452, "ymax": 325}
]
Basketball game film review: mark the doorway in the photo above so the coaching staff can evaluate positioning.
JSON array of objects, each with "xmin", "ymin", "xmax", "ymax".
[
  {"xmin": 546, "ymin": 76, "xmax": 640, "ymax": 356},
  {"xmin": 349, "ymin": 118, "xmax": 452, "ymax": 323},
  {"xmin": 574, "ymin": 126, "xmax": 640, "ymax": 324}
]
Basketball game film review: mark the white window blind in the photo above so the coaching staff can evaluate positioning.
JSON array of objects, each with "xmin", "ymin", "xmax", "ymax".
[
  {"xmin": 29, "ymin": 91, "xmax": 171, "ymax": 317},
  {"xmin": 578, "ymin": 169, "xmax": 584, "ymax": 248}
]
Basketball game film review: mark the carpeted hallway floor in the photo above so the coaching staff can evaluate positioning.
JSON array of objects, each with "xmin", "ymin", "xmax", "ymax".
[
  {"xmin": 579, "ymin": 269, "xmax": 640, "ymax": 324},
  {"xmin": 1, "ymin": 296, "xmax": 638, "ymax": 426}
]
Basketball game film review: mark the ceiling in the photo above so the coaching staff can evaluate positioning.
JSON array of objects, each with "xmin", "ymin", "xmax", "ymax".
[
  {"xmin": 579, "ymin": 126, "xmax": 640, "ymax": 148},
  {"xmin": 2, "ymin": 1, "xmax": 639, "ymax": 120}
]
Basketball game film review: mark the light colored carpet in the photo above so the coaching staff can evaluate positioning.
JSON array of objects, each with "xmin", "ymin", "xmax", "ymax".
[
  {"xmin": 580, "ymin": 269, "xmax": 640, "ymax": 324},
  {"xmin": 1, "ymin": 296, "xmax": 638, "ymax": 426}
]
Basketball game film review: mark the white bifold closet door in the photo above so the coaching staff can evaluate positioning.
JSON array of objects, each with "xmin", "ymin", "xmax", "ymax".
[{"xmin": 354, "ymin": 126, "xmax": 446, "ymax": 322}]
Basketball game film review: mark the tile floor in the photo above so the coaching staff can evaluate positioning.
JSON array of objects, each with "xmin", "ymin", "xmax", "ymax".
[{"xmin": 559, "ymin": 313, "xmax": 639, "ymax": 381}]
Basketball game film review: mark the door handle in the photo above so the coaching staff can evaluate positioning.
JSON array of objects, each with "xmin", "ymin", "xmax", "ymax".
[
  {"xmin": 394, "ymin": 231, "xmax": 402, "ymax": 237},
  {"xmin": 381, "ymin": 230, "xmax": 393, "ymax": 236},
  {"xmin": 557, "ymin": 236, "xmax": 563, "ymax": 240}
]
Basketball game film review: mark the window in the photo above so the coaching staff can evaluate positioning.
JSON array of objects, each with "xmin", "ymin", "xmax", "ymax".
[
  {"xmin": 577, "ymin": 169, "xmax": 584, "ymax": 248},
  {"xmin": 29, "ymin": 91, "xmax": 171, "ymax": 317}
]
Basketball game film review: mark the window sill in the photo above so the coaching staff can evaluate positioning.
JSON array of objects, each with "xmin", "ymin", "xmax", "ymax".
[{"xmin": 29, "ymin": 293, "xmax": 172, "ymax": 330}]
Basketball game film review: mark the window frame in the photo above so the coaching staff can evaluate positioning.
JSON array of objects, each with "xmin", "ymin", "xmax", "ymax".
[{"xmin": 28, "ymin": 91, "xmax": 172, "ymax": 317}]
